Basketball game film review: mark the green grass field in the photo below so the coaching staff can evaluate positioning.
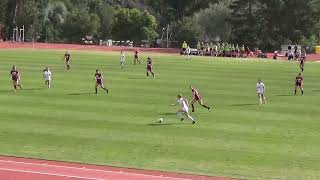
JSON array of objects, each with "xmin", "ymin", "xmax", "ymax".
[{"xmin": 0, "ymin": 49, "xmax": 319, "ymax": 180}]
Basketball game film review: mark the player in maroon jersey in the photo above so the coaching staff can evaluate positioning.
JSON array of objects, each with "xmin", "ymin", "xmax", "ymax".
[
  {"xmin": 10, "ymin": 66, "xmax": 23, "ymax": 91},
  {"xmin": 134, "ymin": 50, "xmax": 141, "ymax": 65},
  {"xmin": 295, "ymin": 73, "xmax": 304, "ymax": 96},
  {"xmin": 63, "ymin": 51, "xmax": 72, "ymax": 70},
  {"xmin": 95, "ymin": 69, "xmax": 109, "ymax": 94},
  {"xmin": 146, "ymin": 57, "xmax": 155, "ymax": 78},
  {"xmin": 190, "ymin": 86, "xmax": 211, "ymax": 112},
  {"xmin": 299, "ymin": 52, "xmax": 306, "ymax": 72}
]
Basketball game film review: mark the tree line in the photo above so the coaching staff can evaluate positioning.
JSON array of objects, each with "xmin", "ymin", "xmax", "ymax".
[{"xmin": 0, "ymin": 0, "xmax": 319, "ymax": 51}]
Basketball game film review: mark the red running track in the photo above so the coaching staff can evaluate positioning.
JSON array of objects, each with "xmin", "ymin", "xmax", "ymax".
[{"xmin": 0, "ymin": 156, "xmax": 235, "ymax": 180}]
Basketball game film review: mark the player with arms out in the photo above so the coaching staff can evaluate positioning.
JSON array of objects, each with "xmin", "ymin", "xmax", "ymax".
[
  {"xmin": 256, "ymin": 79, "xmax": 266, "ymax": 105},
  {"xmin": 134, "ymin": 50, "xmax": 141, "ymax": 65},
  {"xmin": 10, "ymin": 66, "xmax": 23, "ymax": 91},
  {"xmin": 43, "ymin": 67, "xmax": 52, "ymax": 88},
  {"xmin": 94, "ymin": 69, "xmax": 109, "ymax": 94},
  {"xmin": 190, "ymin": 86, "xmax": 211, "ymax": 112},
  {"xmin": 171, "ymin": 94, "xmax": 196, "ymax": 124},
  {"xmin": 295, "ymin": 73, "xmax": 304, "ymax": 96},
  {"xmin": 120, "ymin": 51, "xmax": 125, "ymax": 69},
  {"xmin": 63, "ymin": 51, "xmax": 72, "ymax": 70},
  {"xmin": 146, "ymin": 57, "xmax": 155, "ymax": 78}
]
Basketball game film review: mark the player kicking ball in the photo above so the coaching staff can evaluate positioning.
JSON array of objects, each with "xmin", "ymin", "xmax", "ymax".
[
  {"xmin": 94, "ymin": 69, "xmax": 109, "ymax": 94},
  {"xmin": 256, "ymin": 79, "xmax": 266, "ymax": 105},
  {"xmin": 120, "ymin": 51, "xmax": 126, "ymax": 69},
  {"xmin": 63, "ymin": 51, "xmax": 72, "ymax": 70},
  {"xmin": 190, "ymin": 86, "xmax": 211, "ymax": 112},
  {"xmin": 10, "ymin": 66, "xmax": 23, "ymax": 92},
  {"xmin": 171, "ymin": 94, "xmax": 196, "ymax": 124},
  {"xmin": 295, "ymin": 73, "xmax": 304, "ymax": 96},
  {"xmin": 43, "ymin": 67, "xmax": 52, "ymax": 88}
]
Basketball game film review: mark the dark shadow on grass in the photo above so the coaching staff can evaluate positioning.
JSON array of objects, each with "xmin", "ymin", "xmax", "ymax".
[
  {"xmin": 230, "ymin": 103, "xmax": 257, "ymax": 107},
  {"xmin": 147, "ymin": 123, "xmax": 192, "ymax": 126},
  {"xmin": 128, "ymin": 77, "xmax": 147, "ymax": 80},
  {"xmin": 0, "ymin": 90, "xmax": 14, "ymax": 93},
  {"xmin": 23, "ymin": 88, "xmax": 42, "ymax": 91},
  {"xmin": 158, "ymin": 113, "xmax": 177, "ymax": 116},
  {"xmin": 67, "ymin": 92, "xmax": 95, "ymax": 96}
]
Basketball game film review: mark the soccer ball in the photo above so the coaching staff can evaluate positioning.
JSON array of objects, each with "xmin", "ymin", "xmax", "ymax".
[{"xmin": 158, "ymin": 118, "xmax": 163, "ymax": 123}]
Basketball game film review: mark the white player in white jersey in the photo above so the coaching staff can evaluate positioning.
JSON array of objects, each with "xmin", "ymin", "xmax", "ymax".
[
  {"xmin": 256, "ymin": 79, "xmax": 266, "ymax": 104},
  {"xmin": 43, "ymin": 67, "xmax": 52, "ymax": 88},
  {"xmin": 120, "ymin": 51, "xmax": 125, "ymax": 69},
  {"xmin": 186, "ymin": 46, "xmax": 191, "ymax": 60},
  {"xmin": 171, "ymin": 94, "xmax": 196, "ymax": 124}
]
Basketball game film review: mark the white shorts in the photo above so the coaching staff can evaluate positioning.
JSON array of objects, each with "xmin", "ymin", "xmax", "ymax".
[
  {"xmin": 45, "ymin": 78, "xmax": 51, "ymax": 81},
  {"xmin": 182, "ymin": 107, "xmax": 189, "ymax": 113},
  {"xmin": 257, "ymin": 92, "xmax": 264, "ymax": 96}
]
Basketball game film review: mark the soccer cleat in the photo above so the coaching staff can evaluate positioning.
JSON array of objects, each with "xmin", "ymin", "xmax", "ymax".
[
  {"xmin": 180, "ymin": 118, "xmax": 184, "ymax": 122},
  {"xmin": 208, "ymin": 107, "xmax": 211, "ymax": 112},
  {"xmin": 192, "ymin": 121, "xmax": 196, "ymax": 124},
  {"xmin": 106, "ymin": 89, "xmax": 109, "ymax": 94},
  {"xmin": 192, "ymin": 109, "xmax": 195, "ymax": 112}
]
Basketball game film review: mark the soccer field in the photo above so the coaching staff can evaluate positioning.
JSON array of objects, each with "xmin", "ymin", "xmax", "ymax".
[{"xmin": 0, "ymin": 49, "xmax": 319, "ymax": 180}]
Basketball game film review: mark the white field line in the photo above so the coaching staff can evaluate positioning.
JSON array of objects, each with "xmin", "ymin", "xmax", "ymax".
[
  {"xmin": 0, "ymin": 167, "xmax": 104, "ymax": 180},
  {"xmin": 0, "ymin": 159, "xmax": 191, "ymax": 180}
]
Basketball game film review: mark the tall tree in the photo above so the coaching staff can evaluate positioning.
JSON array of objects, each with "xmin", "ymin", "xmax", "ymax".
[{"xmin": 112, "ymin": 8, "xmax": 158, "ymax": 44}]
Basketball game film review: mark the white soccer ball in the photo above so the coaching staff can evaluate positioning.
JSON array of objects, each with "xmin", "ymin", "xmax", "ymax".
[{"xmin": 159, "ymin": 118, "xmax": 163, "ymax": 123}]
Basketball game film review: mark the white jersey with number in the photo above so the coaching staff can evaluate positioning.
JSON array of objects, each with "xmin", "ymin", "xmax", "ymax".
[
  {"xmin": 43, "ymin": 70, "xmax": 52, "ymax": 81},
  {"xmin": 178, "ymin": 98, "xmax": 189, "ymax": 112},
  {"xmin": 256, "ymin": 82, "xmax": 265, "ymax": 94}
]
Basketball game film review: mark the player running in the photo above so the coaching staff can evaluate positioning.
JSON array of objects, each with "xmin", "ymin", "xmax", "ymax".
[
  {"xmin": 94, "ymin": 69, "xmax": 109, "ymax": 94},
  {"xmin": 171, "ymin": 94, "xmax": 196, "ymax": 124},
  {"xmin": 256, "ymin": 79, "xmax": 266, "ymax": 105},
  {"xmin": 10, "ymin": 66, "xmax": 23, "ymax": 91},
  {"xmin": 43, "ymin": 67, "xmax": 52, "ymax": 88},
  {"xmin": 295, "ymin": 73, "xmax": 304, "ymax": 96},
  {"xmin": 134, "ymin": 50, "xmax": 141, "ymax": 65},
  {"xmin": 146, "ymin": 57, "xmax": 155, "ymax": 78},
  {"xmin": 63, "ymin": 51, "xmax": 72, "ymax": 70},
  {"xmin": 190, "ymin": 86, "xmax": 211, "ymax": 112},
  {"xmin": 120, "ymin": 51, "xmax": 125, "ymax": 69}
]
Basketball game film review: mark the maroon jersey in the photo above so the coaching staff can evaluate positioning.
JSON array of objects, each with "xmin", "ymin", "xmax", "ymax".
[
  {"xmin": 296, "ymin": 76, "xmax": 303, "ymax": 85},
  {"xmin": 95, "ymin": 73, "xmax": 103, "ymax": 84},
  {"xmin": 300, "ymin": 57, "xmax": 306, "ymax": 64},
  {"xmin": 192, "ymin": 88, "xmax": 202, "ymax": 100},
  {"xmin": 10, "ymin": 70, "xmax": 19, "ymax": 81},
  {"xmin": 64, "ymin": 53, "xmax": 71, "ymax": 61},
  {"xmin": 147, "ymin": 59, "xmax": 153, "ymax": 70}
]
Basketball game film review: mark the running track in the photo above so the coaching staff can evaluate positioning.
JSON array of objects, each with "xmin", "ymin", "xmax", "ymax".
[{"xmin": 0, "ymin": 156, "xmax": 235, "ymax": 180}]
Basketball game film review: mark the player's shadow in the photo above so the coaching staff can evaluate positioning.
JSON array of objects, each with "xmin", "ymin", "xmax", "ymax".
[
  {"xmin": 0, "ymin": 90, "xmax": 13, "ymax": 92},
  {"xmin": 128, "ymin": 77, "xmax": 147, "ymax": 80},
  {"xmin": 230, "ymin": 103, "xmax": 257, "ymax": 107},
  {"xmin": 67, "ymin": 92, "xmax": 95, "ymax": 96},
  {"xmin": 147, "ymin": 123, "xmax": 192, "ymax": 126},
  {"xmin": 23, "ymin": 88, "xmax": 42, "ymax": 91},
  {"xmin": 158, "ymin": 113, "xmax": 176, "ymax": 116}
]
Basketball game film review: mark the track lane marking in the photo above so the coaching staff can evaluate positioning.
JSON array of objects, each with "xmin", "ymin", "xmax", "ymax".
[{"xmin": 0, "ymin": 159, "xmax": 192, "ymax": 180}]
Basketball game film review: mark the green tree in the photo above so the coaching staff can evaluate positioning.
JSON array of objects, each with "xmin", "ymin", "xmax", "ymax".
[
  {"xmin": 63, "ymin": 10, "xmax": 101, "ymax": 43},
  {"xmin": 112, "ymin": 8, "xmax": 158, "ymax": 44}
]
